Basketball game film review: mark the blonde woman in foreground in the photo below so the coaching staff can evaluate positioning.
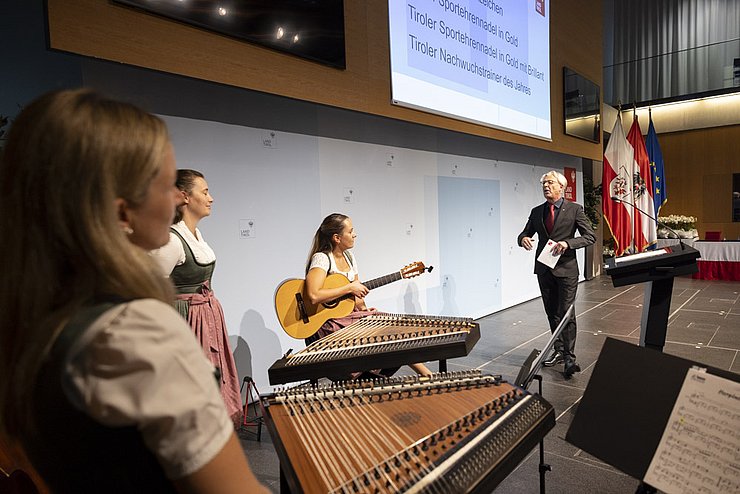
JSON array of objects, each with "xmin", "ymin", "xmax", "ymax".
[{"xmin": 0, "ymin": 89, "xmax": 267, "ymax": 493}]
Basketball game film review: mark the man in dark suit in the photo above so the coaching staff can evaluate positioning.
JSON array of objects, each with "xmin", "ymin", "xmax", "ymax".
[{"xmin": 517, "ymin": 171, "xmax": 595, "ymax": 378}]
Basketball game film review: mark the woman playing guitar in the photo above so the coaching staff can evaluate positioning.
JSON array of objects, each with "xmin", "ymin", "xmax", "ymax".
[{"xmin": 305, "ymin": 213, "xmax": 432, "ymax": 377}]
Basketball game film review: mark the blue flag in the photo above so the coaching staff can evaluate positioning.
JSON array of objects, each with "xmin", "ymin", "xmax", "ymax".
[{"xmin": 646, "ymin": 116, "xmax": 667, "ymax": 217}]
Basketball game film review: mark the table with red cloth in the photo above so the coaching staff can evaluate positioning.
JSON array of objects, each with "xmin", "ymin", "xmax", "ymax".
[{"xmin": 692, "ymin": 240, "xmax": 740, "ymax": 281}]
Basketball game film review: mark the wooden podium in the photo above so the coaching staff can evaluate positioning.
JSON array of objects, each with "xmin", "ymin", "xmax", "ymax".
[{"xmin": 605, "ymin": 246, "xmax": 700, "ymax": 351}]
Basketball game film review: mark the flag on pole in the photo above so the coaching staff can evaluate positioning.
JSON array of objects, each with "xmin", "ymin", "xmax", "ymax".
[
  {"xmin": 646, "ymin": 114, "xmax": 667, "ymax": 218},
  {"xmin": 602, "ymin": 115, "xmax": 634, "ymax": 257},
  {"xmin": 626, "ymin": 116, "xmax": 657, "ymax": 252}
]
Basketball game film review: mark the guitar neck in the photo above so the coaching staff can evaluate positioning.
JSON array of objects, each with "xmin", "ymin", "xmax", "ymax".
[{"xmin": 363, "ymin": 271, "xmax": 403, "ymax": 291}]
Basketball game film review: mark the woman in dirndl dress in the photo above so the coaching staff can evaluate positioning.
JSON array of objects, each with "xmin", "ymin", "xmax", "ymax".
[{"xmin": 151, "ymin": 169, "xmax": 242, "ymax": 425}]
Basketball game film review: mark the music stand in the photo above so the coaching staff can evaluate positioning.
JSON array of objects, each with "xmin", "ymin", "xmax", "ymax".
[
  {"xmin": 515, "ymin": 304, "xmax": 574, "ymax": 389},
  {"xmin": 513, "ymin": 304, "xmax": 574, "ymax": 494},
  {"xmin": 566, "ymin": 337, "xmax": 740, "ymax": 491}
]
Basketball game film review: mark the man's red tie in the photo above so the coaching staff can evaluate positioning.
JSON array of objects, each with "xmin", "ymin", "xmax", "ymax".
[{"xmin": 545, "ymin": 203, "xmax": 555, "ymax": 234}]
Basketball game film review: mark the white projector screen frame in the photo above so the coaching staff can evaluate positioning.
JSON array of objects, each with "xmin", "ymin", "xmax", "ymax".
[{"xmin": 388, "ymin": 0, "xmax": 551, "ymax": 140}]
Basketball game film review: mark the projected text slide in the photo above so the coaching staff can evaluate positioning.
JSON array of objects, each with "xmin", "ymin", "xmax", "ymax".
[{"xmin": 389, "ymin": 0, "xmax": 551, "ymax": 140}]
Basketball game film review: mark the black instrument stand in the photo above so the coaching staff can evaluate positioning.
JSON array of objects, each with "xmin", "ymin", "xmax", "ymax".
[
  {"xmin": 510, "ymin": 307, "xmax": 572, "ymax": 494},
  {"xmin": 238, "ymin": 376, "xmax": 264, "ymax": 441},
  {"xmin": 532, "ymin": 374, "xmax": 551, "ymax": 494}
]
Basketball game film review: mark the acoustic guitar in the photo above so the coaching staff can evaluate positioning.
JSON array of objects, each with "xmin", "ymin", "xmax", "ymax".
[{"xmin": 274, "ymin": 261, "xmax": 432, "ymax": 339}]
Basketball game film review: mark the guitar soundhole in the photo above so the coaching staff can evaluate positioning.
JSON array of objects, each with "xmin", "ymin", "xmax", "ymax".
[{"xmin": 323, "ymin": 299, "xmax": 340, "ymax": 309}]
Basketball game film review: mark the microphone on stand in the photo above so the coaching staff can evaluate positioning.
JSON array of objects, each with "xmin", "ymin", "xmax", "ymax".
[{"xmin": 610, "ymin": 196, "xmax": 685, "ymax": 251}]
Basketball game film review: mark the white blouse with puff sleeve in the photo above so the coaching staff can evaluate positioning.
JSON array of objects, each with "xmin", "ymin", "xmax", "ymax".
[{"xmin": 63, "ymin": 299, "xmax": 233, "ymax": 479}]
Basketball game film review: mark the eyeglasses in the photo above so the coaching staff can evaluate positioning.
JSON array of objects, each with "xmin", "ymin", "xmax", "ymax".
[{"xmin": 542, "ymin": 180, "xmax": 557, "ymax": 185}]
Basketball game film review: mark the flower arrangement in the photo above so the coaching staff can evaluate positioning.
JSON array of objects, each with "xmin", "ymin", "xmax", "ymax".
[
  {"xmin": 658, "ymin": 215, "xmax": 697, "ymax": 231},
  {"xmin": 657, "ymin": 214, "xmax": 698, "ymax": 239}
]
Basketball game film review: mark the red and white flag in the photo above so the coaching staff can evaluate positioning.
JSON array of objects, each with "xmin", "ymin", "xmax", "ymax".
[
  {"xmin": 602, "ymin": 115, "xmax": 634, "ymax": 256},
  {"xmin": 626, "ymin": 116, "xmax": 657, "ymax": 251}
]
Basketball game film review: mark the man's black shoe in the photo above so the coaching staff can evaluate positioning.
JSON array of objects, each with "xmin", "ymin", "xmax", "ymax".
[
  {"xmin": 563, "ymin": 360, "xmax": 581, "ymax": 379},
  {"xmin": 543, "ymin": 351, "xmax": 564, "ymax": 367}
]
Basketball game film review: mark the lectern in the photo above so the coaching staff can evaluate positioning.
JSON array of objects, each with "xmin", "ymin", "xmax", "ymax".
[{"xmin": 605, "ymin": 246, "xmax": 700, "ymax": 351}]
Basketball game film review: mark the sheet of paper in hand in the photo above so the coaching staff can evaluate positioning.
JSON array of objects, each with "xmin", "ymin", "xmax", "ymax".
[{"xmin": 537, "ymin": 239, "xmax": 561, "ymax": 269}]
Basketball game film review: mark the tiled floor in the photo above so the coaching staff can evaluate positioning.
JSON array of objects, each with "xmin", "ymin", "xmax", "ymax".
[{"xmin": 241, "ymin": 274, "xmax": 739, "ymax": 493}]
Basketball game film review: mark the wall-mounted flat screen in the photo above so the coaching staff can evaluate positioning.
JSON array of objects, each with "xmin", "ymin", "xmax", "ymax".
[
  {"xmin": 113, "ymin": 0, "xmax": 346, "ymax": 69},
  {"xmin": 563, "ymin": 67, "xmax": 600, "ymax": 143},
  {"xmin": 388, "ymin": 0, "xmax": 551, "ymax": 140}
]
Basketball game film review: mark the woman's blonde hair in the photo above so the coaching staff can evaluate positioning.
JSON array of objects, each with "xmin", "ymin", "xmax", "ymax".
[{"xmin": 0, "ymin": 89, "xmax": 174, "ymax": 437}]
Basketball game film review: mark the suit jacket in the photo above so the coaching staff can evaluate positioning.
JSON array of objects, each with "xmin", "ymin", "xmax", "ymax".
[{"xmin": 517, "ymin": 199, "xmax": 595, "ymax": 277}]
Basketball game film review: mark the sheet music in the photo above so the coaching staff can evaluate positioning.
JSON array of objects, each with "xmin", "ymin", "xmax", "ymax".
[
  {"xmin": 536, "ymin": 239, "xmax": 561, "ymax": 269},
  {"xmin": 644, "ymin": 368, "xmax": 740, "ymax": 494}
]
